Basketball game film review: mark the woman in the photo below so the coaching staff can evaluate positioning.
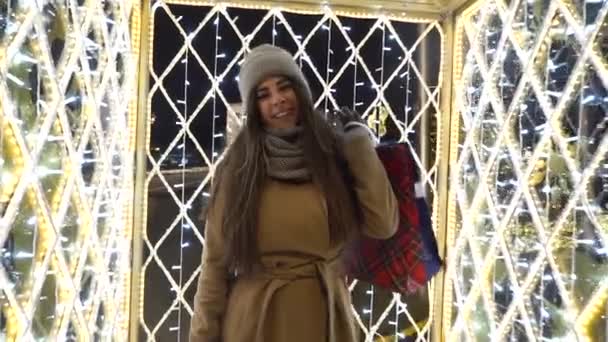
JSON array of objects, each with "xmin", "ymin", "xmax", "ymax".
[{"xmin": 190, "ymin": 44, "xmax": 398, "ymax": 342}]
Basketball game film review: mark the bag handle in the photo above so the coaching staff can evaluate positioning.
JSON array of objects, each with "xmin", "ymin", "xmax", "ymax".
[{"xmin": 345, "ymin": 122, "xmax": 428, "ymax": 199}]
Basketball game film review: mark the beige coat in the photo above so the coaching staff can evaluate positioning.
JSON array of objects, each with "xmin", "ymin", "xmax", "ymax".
[{"xmin": 189, "ymin": 132, "xmax": 398, "ymax": 342}]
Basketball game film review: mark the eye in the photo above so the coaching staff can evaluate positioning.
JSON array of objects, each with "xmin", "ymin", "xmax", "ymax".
[{"xmin": 256, "ymin": 91, "xmax": 269, "ymax": 100}]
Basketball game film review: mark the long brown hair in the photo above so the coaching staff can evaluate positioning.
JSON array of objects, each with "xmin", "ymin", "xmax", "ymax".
[{"xmin": 206, "ymin": 77, "xmax": 362, "ymax": 274}]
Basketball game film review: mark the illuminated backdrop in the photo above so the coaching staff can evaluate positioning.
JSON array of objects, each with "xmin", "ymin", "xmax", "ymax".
[
  {"xmin": 0, "ymin": 1, "xmax": 139, "ymax": 340},
  {"xmin": 447, "ymin": 0, "xmax": 608, "ymax": 340}
]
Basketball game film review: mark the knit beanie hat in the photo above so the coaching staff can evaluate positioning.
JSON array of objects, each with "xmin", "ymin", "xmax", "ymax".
[{"xmin": 238, "ymin": 44, "xmax": 312, "ymax": 108}]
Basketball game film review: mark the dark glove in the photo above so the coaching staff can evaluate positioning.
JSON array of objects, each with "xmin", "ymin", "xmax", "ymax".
[
  {"xmin": 335, "ymin": 107, "xmax": 364, "ymax": 127},
  {"xmin": 330, "ymin": 107, "xmax": 364, "ymax": 132},
  {"xmin": 330, "ymin": 107, "xmax": 377, "ymax": 144}
]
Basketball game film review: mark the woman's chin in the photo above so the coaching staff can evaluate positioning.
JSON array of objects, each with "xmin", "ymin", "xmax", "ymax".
[{"xmin": 269, "ymin": 117, "xmax": 299, "ymax": 130}]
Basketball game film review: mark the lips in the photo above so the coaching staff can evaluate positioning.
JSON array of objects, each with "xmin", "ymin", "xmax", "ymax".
[{"xmin": 273, "ymin": 109, "xmax": 292, "ymax": 119}]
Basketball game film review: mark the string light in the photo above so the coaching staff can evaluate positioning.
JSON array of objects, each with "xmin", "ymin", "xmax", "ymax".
[
  {"xmin": 1, "ymin": 1, "xmax": 138, "ymax": 340},
  {"xmin": 143, "ymin": 2, "xmax": 443, "ymax": 341},
  {"xmin": 449, "ymin": 0, "xmax": 608, "ymax": 340}
]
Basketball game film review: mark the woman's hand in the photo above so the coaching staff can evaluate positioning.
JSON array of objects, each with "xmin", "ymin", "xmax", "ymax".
[
  {"xmin": 334, "ymin": 107, "xmax": 364, "ymax": 127},
  {"xmin": 330, "ymin": 107, "xmax": 378, "ymax": 145}
]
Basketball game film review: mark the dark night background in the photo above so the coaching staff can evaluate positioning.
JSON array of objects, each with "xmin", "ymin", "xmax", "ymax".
[{"xmin": 143, "ymin": 4, "xmax": 441, "ymax": 341}]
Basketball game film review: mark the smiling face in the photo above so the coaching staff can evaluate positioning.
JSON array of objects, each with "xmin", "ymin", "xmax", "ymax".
[{"xmin": 255, "ymin": 75, "xmax": 300, "ymax": 130}]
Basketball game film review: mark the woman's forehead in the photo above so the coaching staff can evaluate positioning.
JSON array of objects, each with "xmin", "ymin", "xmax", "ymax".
[{"xmin": 256, "ymin": 75, "xmax": 289, "ymax": 89}]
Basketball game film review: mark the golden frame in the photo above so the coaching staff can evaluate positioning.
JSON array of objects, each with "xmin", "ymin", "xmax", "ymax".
[
  {"xmin": 129, "ymin": 0, "xmax": 608, "ymax": 340},
  {"xmin": 130, "ymin": 0, "xmax": 453, "ymax": 341},
  {"xmin": 443, "ymin": 0, "xmax": 608, "ymax": 340},
  {"xmin": 0, "ymin": 1, "xmax": 141, "ymax": 340}
]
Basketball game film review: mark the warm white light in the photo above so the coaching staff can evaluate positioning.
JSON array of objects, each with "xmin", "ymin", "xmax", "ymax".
[
  {"xmin": 449, "ymin": 0, "xmax": 608, "ymax": 340},
  {"xmin": 142, "ymin": 1, "xmax": 443, "ymax": 341}
]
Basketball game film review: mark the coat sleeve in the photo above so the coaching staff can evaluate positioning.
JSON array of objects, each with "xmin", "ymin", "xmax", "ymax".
[
  {"xmin": 190, "ymin": 187, "xmax": 229, "ymax": 342},
  {"xmin": 342, "ymin": 127, "xmax": 399, "ymax": 239}
]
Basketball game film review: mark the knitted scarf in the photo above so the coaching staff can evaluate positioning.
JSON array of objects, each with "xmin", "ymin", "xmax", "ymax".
[{"xmin": 263, "ymin": 126, "xmax": 311, "ymax": 182}]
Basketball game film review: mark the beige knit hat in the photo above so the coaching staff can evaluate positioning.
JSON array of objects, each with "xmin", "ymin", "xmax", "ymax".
[{"xmin": 238, "ymin": 44, "xmax": 312, "ymax": 108}]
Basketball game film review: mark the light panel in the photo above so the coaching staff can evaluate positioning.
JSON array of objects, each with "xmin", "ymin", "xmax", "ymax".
[
  {"xmin": 138, "ymin": 1, "xmax": 446, "ymax": 340},
  {"xmin": 0, "ymin": 1, "xmax": 139, "ymax": 340},
  {"xmin": 447, "ymin": 0, "xmax": 608, "ymax": 340}
]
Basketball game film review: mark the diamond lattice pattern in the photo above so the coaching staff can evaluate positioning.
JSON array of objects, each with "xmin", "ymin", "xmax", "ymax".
[
  {"xmin": 0, "ymin": 1, "xmax": 139, "ymax": 340},
  {"xmin": 141, "ymin": 1, "xmax": 445, "ymax": 341},
  {"xmin": 448, "ymin": 0, "xmax": 608, "ymax": 340}
]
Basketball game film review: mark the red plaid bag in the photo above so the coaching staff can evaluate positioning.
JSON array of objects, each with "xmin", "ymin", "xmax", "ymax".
[{"xmin": 344, "ymin": 142, "xmax": 442, "ymax": 295}]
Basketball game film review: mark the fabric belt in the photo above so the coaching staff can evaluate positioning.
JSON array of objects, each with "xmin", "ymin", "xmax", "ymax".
[{"xmin": 250, "ymin": 253, "xmax": 356, "ymax": 342}]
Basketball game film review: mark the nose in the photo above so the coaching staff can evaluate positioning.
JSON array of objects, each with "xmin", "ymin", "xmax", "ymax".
[{"xmin": 270, "ymin": 90, "xmax": 285, "ymax": 106}]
